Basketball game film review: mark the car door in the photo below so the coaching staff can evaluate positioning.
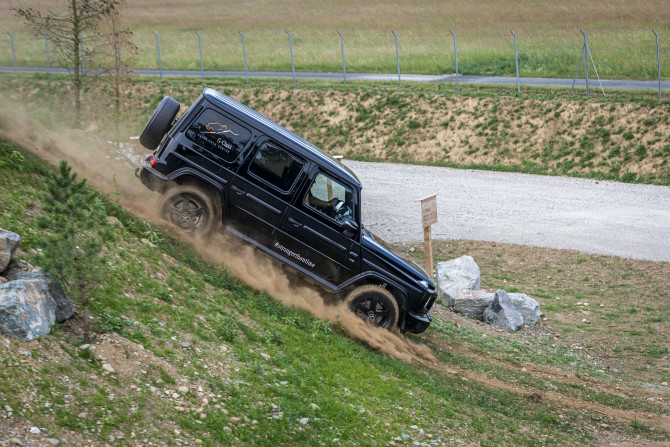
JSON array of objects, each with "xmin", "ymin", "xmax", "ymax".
[
  {"xmin": 227, "ymin": 140, "xmax": 305, "ymax": 248},
  {"xmin": 275, "ymin": 171, "xmax": 360, "ymax": 286}
]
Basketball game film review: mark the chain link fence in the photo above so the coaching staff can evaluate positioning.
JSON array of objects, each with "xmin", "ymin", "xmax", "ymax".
[{"xmin": 2, "ymin": 28, "xmax": 668, "ymax": 85}]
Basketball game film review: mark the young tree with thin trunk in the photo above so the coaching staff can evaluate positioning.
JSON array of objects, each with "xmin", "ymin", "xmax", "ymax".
[
  {"xmin": 94, "ymin": 3, "xmax": 137, "ymax": 146},
  {"xmin": 15, "ymin": 1, "xmax": 120, "ymax": 129},
  {"xmin": 37, "ymin": 160, "xmax": 116, "ymax": 340}
]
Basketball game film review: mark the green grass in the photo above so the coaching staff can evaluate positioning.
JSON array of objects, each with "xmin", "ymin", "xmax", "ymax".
[{"xmin": 1, "ymin": 136, "xmax": 669, "ymax": 445}]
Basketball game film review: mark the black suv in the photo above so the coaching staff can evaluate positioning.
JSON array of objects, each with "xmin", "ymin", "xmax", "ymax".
[{"xmin": 136, "ymin": 88, "xmax": 435, "ymax": 333}]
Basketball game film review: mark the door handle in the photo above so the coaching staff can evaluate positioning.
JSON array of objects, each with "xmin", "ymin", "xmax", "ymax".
[
  {"xmin": 288, "ymin": 217, "xmax": 303, "ymax": 228},
  {"xmin": 231, "ymin": 185, "xmax": 245, "ymax": 196}
]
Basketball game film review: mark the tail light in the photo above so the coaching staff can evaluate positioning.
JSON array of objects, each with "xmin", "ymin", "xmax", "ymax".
[{"xmin": 150, "ymin": 157, "xmax": 157, "ymax": 166}]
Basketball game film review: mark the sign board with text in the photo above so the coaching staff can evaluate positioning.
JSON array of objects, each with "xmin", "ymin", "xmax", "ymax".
[{"xmin": 419, "ymin": 194, "xmax": 438, "ymax": 228}]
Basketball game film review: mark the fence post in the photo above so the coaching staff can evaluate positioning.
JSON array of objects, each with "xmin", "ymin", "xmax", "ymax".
[
  {"xmin": 152, "ymin": 31, "xmax": 162, "ymax": 80},
  {"xmin": 286, "ymin": 30, "xmax": 296, "ymax": 86},
  {"xmin": 41, "ymin": 33, "xmax": 50, "ymax": 72},
  {"xmin": 194, "ymin": 30, "xmax": 204, "ymax": 82},
  {"xmin": 79, "ymin": 33, "xmax": 85, "ymax": 73},
  {"xmin": 653, "ymin": 29, "xmax": 661, "ymax": 100},
  {"xmin": 391, "ymin": 30, "xmax": 401, "ymax": 87},
  {"xmin": 7, "ymin": 32, "xmax": 16, "ymax": 67},
  {"xmin": 238, "ymin": 31, "xmax": 248, "ymax": 84},
  {"xmin": 337, "ymin": 30, "xmax": 346, "ymax": 85},
  {"xmin": 581, "ymin": 28, "xmax": 589, "ymax": 96},
  {"xmin": 511, "ymin": 29, "xmax": 519, "ymax": 93},
  {"xmin": 450, "ymin": 30, "xmax": 459, "ymax": 92}
]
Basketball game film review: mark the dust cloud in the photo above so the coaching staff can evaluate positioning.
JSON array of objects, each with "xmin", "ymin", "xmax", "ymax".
[{"xmin": 0, "ymin": 101, "xmax": 435, "ymax": 364}]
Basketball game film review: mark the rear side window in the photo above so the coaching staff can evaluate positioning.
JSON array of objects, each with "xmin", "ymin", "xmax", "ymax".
[
  {"xmin": 185, "ymin": 109, "xmax": 251, "ymax": 163},
  {"xmin": 248, "ymin": 144, "xmax": 303, "ymax": 192}
]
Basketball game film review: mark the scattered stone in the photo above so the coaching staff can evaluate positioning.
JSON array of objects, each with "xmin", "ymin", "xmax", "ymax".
[
  {"xmin": 409, "ymin": 247, "xmax": 415, "ymax": 252},
  {"xmin": 9, "ymin": 270, "xmax": 74, "ymax": 323},
  {"xmin": 508, "ymin": 293, "xmax": 541, "ymax": 325},
  {"xmin": 180, "ymin": 342, "xmax": 191, "ymax": 349},
  {"xmin": 0, "ymin": 279, "xmax": 56, "ymax": 341},
  {"xmin": 4, "ymin": 404, "xmax": 12, "ymax": 412},
  {"xmin": 79, "ymin": 344, "xmax": 90, "ymax": 350},
  {"xmin": 0, "ymin": 228, "xmax": 21, "ymax": 273},
  {"xmin": 483, "ymin": 290, "xmax": 523, "ymax": 332},
  {"xmin": 230, "ymin": 417, "xmax": 242, "ymax": 424},
  {"xmin": 77, "ymin": 412, "xmax": 87, "ymax": 419},
  {"xmin": 29, "ymin": 427, "xmax": 41, "ymax": 434},
  {"xmin": 178, "ymin": 386, "xmax": 189, "ymax": 394},
  {"xmin": 106, "ymin": 216, "xmax": 121, "ymax": 227},
  {"xmin": 452, "ymin": 290, "xmax": 494, "ymax": 319},
  {"xmin": 298, "ymin": 417, "xmax": 309, "ymax": 425},
  {"xmin": 102, "ymin": 363, "xmax": 116, "ymax": 374},
  {"xmin": 223, "ymin": 426, "xmax": 232, "ymax": 432},
  {"xmin": 260, "ymin": 353, "xmax": 271, "ymax": 361},
  {"xmin": 436, "ymin": 256, "xmax": 481, "ymax": 306},
  {"xmin": 310, "ymin": 403, "xmax": 320, "ymax": 411},
  {"xmin": 662, "ymin": 382, "xmax": 668, "ymax": 387},
  {"xmin": 46, "ymin": 439, "xmax": 60, "ymax": 446},
  {"xmin": 9, "ymin": 438, "xmax": 25, "ymax": 446}
]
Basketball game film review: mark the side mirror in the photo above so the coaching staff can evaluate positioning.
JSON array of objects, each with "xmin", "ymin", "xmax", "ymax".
[{"xmin": 342, "ymin": 219, "xmax": 359, "ymax": 237}]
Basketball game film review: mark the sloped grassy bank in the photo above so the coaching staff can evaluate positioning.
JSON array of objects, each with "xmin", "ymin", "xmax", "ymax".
[
  {"xmin": 1, "ymin": 136, "xmax": 668, "ymax": 446},
  {"xmin": 0, "ymin": 137, "xmax": 591, "ymax": 446}
]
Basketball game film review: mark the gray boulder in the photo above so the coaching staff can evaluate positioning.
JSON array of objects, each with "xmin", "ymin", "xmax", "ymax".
[
  {"xmin": 483, "ymin": 290, "xmax": 523, "ymax": 332},
  {"xmin": 9, "ymin": 270, "xmax": 74, "ymax": 323},
  {"xmin": 508, "ymin": 293, "xmax": 540, "ymax": 325},
  {"xmin": 436, "ymin": 256, "xmax": 481, "ymax": 306},
  {"xmin": 0, "ymin": 279, "xmax": 57, "ymax": 341},
  {"xmin": 0, "ymin": 228, "xmax": 21, "ymax": 273},
  {"xmin": 452, "ymin": 290, "xmax": 494, "ymax": 319}
]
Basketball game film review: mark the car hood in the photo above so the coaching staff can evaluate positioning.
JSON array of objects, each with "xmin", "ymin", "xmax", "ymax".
[{"xmin": 361, "ymin": 228, "xmax": 434, "ymax": 286}]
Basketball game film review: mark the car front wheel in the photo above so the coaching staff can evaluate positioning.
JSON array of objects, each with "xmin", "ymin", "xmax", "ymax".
[{"xmin": 345, "ymin": 284, "xmax": 399, "ymax": 330}]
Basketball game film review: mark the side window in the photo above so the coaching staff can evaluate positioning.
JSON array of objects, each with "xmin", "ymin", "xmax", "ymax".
[
  {"xmin": 304, "ymin": 174, "xmax": 354, "ymax": 224},
  {"xmin": 185, "ymin": 109, "xmax": 251, "ymax": 163},
  {"xmin": 248, "ymin": 144, "xmax": 304, "ymax": 192}
]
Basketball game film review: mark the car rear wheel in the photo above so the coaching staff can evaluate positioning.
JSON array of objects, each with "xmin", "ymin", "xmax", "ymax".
[
  {"xmin": 139, "ymin": 96, "xmax": 180, "ymax": 150},
  {"xmin": 158, "ymin": 185, "xmax": 221, "ymax": 236},
  {"xmin": 345, "ymin": 284, "xmax": 399, "ymax": 329}
]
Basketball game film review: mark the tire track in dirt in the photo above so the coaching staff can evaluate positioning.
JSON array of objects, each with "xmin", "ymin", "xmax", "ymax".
[{"xmin": 427, "ymin": 339, "xmax": 670, "ymax": 437}]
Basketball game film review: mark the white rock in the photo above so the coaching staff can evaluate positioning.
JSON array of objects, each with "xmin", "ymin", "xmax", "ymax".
[
  {"xmin": 29, "ymin": 427, "xmax": 41, "ymax": 434},
  {"xmin": 298, "ymin": 417, "xmax": 309, "ymax": 425},
  {"xmin": 178, "ymin": 386, "xmax": 189, "ymax": 394},
  {"xmin": 102, "ymin": 363, "xmax": 115, "ymax": 373},
  {"xmin": 436, "ymin": 256, "xmax": 481, "ymax": 306}
]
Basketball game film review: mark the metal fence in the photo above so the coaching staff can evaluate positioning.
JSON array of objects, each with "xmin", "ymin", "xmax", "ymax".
[{"xmin": 2, "ymin": 28, "xmax": 667, "ymax": 96}]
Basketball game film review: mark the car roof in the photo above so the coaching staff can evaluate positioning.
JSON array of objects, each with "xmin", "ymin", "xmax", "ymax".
[{"xmin": 202, "ymin": 88, "xmax": 361, "ymax": 187}]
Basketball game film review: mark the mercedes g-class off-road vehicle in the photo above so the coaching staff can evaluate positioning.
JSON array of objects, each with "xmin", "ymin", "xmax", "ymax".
[{"xmin": 136, "ymin": 88, "xmax": 436, "ymax": 333}]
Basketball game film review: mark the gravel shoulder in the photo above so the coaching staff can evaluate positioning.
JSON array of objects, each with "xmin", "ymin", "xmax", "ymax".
[{"xmin": 345, "ymin": 160, "xmax": 670, "ymax": 263}]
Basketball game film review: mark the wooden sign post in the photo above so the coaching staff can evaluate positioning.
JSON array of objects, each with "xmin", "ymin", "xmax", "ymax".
[{"xmin": 416, "ymin": 194, "xmax": 437, "ymax": 280}]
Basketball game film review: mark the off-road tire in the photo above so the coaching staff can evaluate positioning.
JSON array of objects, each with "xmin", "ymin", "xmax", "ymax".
[
  {"xmin": 139, "ymin": 96, "xmax": 180, "ymax": 150},
  {"xmin": 158, "ymin": 185, "xmax": 221, "ymax": 236},
  {"xmin": 345, "ymin": 284, "xmax": 399, "ymax": 329}
]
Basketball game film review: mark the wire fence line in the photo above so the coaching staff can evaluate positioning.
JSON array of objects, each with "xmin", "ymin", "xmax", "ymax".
[{"xmin": 2, "ymin": 28, "xmax": 667, "ymax": 91}]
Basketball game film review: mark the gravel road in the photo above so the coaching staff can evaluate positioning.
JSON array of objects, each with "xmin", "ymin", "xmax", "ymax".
[{"xmin": 344, "ymin": 160, "xmax": 670, "ymax": 263}]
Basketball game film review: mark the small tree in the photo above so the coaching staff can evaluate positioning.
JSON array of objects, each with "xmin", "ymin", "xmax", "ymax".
[
  {"xmin": 37, "ymin": 160, "xmax": 116, "ymax": 340},
  {"xmin": 15, "ymin": 0, "xmax": 120, "ymax": 129},
  {"xmin": 93, "ymin": 2, "xmax": 137, "ymax": 146}
]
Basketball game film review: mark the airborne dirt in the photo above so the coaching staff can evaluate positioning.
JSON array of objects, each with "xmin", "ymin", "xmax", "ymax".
[{"xmin": 0, "ymin": 102, "xmax": 434, "ymax": 364}]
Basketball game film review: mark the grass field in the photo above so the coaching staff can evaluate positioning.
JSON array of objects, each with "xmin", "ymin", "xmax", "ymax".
[
  {"xmin": 1, "ymin": 0, "xmax": 670, "ymax": 79},
  {"xmin": 0, "ymin": 135, "xmax": 668, "ymax": 446}
]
